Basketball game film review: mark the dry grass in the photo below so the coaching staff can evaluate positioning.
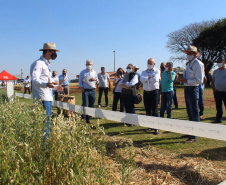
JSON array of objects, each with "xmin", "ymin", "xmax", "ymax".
[{"xmin": 104, "ymin": 136, "xmax": 226, "ymax": 185}]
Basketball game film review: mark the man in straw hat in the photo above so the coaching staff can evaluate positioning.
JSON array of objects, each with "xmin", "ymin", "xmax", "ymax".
[
  {"xmin": 30, "ymin": 43, "xmax": 63, "ymax": 142},
  {"xmin": 177, "ymin": 45, "xmax": 205, "ymax": 143}
]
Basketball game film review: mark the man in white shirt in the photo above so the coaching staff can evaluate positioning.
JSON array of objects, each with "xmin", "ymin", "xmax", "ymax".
[
  {"xmin": 23, "ymin": 76, "xmax": 31, "ymax": 94},
  {"xmin": 177, "ymin": 45, "xmax": 204, "ymax": 143},
  {"xmin": 30, "ymin": 43, "xmax": 63, "ymax": 141},
  {"xmin": 97, "ymin": 67, "xmax": 111, "ymax": 108},
  {"xmin": 51, "ymin": 71, "xmax": 59, "ymax": 100},
  {"xmin": 79, "ymin": 59, "xmax": 99, "ymax": 124},
  {"xmin": 140, "ymin": 58, "xmax": 160, "ymax": 135}
]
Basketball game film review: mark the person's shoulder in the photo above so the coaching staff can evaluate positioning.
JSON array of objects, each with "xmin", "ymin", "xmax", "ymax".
[
  {"xmin": 195, "ymin": 58, "xmax": 203, "ymax": 66},
  {"xmin": 154, "ymin": 68, "xmax": 160, "ymax": 72}
]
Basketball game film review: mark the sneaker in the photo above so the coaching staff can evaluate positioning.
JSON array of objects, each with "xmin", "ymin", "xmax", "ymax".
[
  {"xmin": 200, "ymin": 115, "xmax": 203, "ymax": 119},
  {"xmin": 106, "ymin": 105, "xmax": 109, "ymax": 107},
  {"xmin": 98, "ymin": 105, "xmax": 101, "ymax": 108},
  {"xmin": 154, "ymin": 129, "xmax": 159, "ymax": 135},
  {"xmin": 185, "ymin": 138, "xmax": 197, "ymax": 143}
]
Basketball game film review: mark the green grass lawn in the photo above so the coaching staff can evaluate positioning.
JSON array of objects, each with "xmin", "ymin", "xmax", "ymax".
[{"xmin": 16, "ymin": 88, "xmax": 226, "ymax": 168}]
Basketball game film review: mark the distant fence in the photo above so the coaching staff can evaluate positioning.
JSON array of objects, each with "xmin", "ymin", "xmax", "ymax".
[{"xmin": 15, "ymin": 93, "xmax": 226, "ymax": 141}]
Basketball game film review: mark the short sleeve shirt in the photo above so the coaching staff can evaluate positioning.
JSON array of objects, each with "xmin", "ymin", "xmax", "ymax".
[
  {"xmin": 213, "ymin": 68, "xmax": 226, "ymax": 91},
  {"xmin": 98, "ymin": 73, "xmax": 110, "ymax": 88}
]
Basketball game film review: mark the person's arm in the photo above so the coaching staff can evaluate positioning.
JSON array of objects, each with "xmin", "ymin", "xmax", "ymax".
[
  {"xmin": 125, "ymin": 74, "xmax": 138, "ymax": 87},
  {"xmin": 148, "ymin": 69, "xmax": 160, "ymax": 84},
  {"xmin": 140, "ymin": 71, "xmax": 149, "ymax": 83},
  {"xmin": 59, "ymin": 75, "xmax": 65, "ymax": 84},
  {"xmin": 52, "ymin": 77, "xmax": 59, "ymax": 85},
  {"xmin": 167, "ymin": 72, "xmax": 175, "ymax": 82},
  {"xmin": 211, "ymin": 78, "xmax": 215, "ymax": 93},
  {"xmin": 79, "ymin": 71, "xmax": 85, "ymax": 92}
]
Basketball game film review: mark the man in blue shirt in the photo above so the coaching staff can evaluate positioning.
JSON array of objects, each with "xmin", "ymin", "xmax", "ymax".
[
  {"xmin": 59, "ymin": 69, "xmax": 70, "ymax": 95},
  {"xmin": 160, "ymin": 62, "xmax": 176, "ymax": 118},
  {"xmin": 177, "ymin": 45, "xmax": 204, "ymax": 143},
  {"xmin": 79, "ymin": 59, "xmax": 98, "ymax": 124}
]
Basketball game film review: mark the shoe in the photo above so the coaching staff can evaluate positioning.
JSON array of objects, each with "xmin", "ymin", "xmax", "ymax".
[
  {"xmin": 185, "ymin": 138, "xmax": 197, "ymax": 143},
  {"xmin": 98, "ymin": 105, "xmax": 101, "ymax": 108},
  {"xmin": 106, "ymin": 105, "xmax": 109, "ymax": 107},
  {"xmin": 211, "ymin": 120, "xmax": 221, "ymax": 123},
  {"xmin": 200, "ymin": 115, "xmax": 203, "ymax": 119},
  {"xmin": 154, "ymin": 129, "xmax": 159, "ymax": 135},
  {"xmin": 175, "ymin": 106, "xmax": 178, "ymax": 109},
  {"xmin": 86, "ymin": 120, "xmax": 93, "ymax": 124}
]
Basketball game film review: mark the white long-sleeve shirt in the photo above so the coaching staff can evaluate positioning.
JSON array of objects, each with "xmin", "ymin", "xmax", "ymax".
[
  {"xmin": 124, "ymin": 73, "xmax": 138, "ymax": 87},
  {"xmin": 140, "ymin": 68, "xmax": 160, "ymax": 91},
  {"xmin": 183, "ymin": 58, "xmax": 204, "ymax": 86},
  {"xmin": 30, "ymin": 56, "xmax": 53, "ymax": 101}
]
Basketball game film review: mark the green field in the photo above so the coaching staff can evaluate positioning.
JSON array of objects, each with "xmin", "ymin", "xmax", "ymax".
[{"xmin": 16, "ymin": 88, "xmax": 226, "ymax": 169}]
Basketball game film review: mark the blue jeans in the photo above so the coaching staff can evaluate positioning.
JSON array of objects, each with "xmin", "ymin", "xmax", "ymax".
[
  {"xmin": 173, "ymin": 86, "xmax": 178, "ymax": 108},
  {"xmin": 214, "ymin": 90, "xmax": 226, "ymax": 123},
  {"xmin": 143, "ymin": 90, "xmax": 159, "ymax": 117},
  {"xmin": 42, "ymin": 101, "xmax": 52, "ymax": 142},
  {"xmin": 184, "ymin": 87, "xmax": 199, "ymax": 139},
  {"xmin": 198, "ymin": 87, "xmax": 204, "ymax": 116},
  {"xmin": 160, "ymin": 91, "xmax": 174, "ymax": 118},
  {"xmin": 112, "ymin": 92, "xmax": 124, "ymax": 112},
  {"xmin": 82, "ymin": 89, "xmax": 96, "ymax": 121},
  {"xmin": 122, "ymin": 96, "xmax": 135, "ymax": 114}
]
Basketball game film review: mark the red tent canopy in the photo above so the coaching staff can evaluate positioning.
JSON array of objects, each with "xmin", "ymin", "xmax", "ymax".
[{"xmin": 0, "ymin": 70, "xmax": 18, "ymax": 81}]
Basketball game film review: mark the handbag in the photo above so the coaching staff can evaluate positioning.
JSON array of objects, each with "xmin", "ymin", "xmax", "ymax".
[{"xmin": 134, "ymin": 93, "xmax": 142, "ymax": 104}]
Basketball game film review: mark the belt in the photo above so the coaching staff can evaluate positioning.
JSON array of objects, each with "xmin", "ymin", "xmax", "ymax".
[
  {"xmin": 185, "ymin": 86, "xmax": 198, "ymax": 88},
  {"xmin": 61, "ymin": 85, "xmax": 69, "ymax": 87},
  {"xmin": 84, "ymin": 88, "xmax": 95, "ymax": 91},
  {"xmin": 144, "ymin": 89, "xmax": 158, "ymax": 92}
]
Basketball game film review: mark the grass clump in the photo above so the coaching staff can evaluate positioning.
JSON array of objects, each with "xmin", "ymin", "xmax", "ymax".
[
  {"xmin": 0, "ymin": 89, "xmax": 8, "ymax": 103},
  {"xmin": 0, "ymin": 99, "xmax": 127, "ymax": 184}
]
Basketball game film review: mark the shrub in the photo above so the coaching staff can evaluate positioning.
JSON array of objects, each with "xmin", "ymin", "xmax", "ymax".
[{"xmin": 0, "ymin": 99, "xmax": 117, "ymax": 184}]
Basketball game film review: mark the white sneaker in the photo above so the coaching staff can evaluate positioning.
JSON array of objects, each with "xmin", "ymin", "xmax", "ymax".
[{"xmin": 98, "ymin": 105, "xmax": 101, "ymax": 108}]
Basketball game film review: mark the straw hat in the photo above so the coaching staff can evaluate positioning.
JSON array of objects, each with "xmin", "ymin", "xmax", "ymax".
[
  {"xmin": 183, "ymin": 45, "xmax": 200, "ymax": 56},
  {"xmin": 134, "ymin": 66, "xmax": 140, "ymax": 70},
  {"xmin": 39, "ymin": 43, "xmax": 60, "ymax": 52}
]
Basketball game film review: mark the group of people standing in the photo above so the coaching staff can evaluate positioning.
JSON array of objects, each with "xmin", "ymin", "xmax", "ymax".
[{"xmin": 30, "ymin": 43, "xmax": 226, "ymax": 144}]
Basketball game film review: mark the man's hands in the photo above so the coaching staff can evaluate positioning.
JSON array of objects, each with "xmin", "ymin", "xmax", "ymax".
[
  {"xmin": 56, "ymin": 85, "xmax": 63, "ymax": 92},
  {"xmin": 177, "ymin": 77, "xmax": 187, "ymax": 83},
  {"xmin": 89, "ymin": 77, "xmax": 96, "ymax": 81},
  {"xmin": 80, "ymin": 87, "xmax": 85, "ymax": 93}
]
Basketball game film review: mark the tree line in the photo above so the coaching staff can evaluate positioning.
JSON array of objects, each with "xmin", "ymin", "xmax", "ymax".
[{"xmin": 166, "ymin": 18, "xmax": 226, "ymax": 85}]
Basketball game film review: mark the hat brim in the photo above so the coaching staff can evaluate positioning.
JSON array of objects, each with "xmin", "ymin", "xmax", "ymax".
[
  {"xmin": 39, "ymin": 49, "xmax": 60, "ymax": 52},
  {"xmin": 183, "ymin": 50, "xmax": 200, "ymax": 56}
]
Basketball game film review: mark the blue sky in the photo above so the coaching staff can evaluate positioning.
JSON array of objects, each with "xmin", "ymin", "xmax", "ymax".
[{"xmin": 0, "ymin": 0, "xmax": 225, "ymax": 78}]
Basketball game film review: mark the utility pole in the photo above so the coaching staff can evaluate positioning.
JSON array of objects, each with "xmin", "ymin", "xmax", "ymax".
[
  {"xmin": 21, "ymin": 69, "xmax": 23, "ymax": 79},
  {"xmin": 113, "ymin": 51, "xmax": 115, "ymax": 72}
]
